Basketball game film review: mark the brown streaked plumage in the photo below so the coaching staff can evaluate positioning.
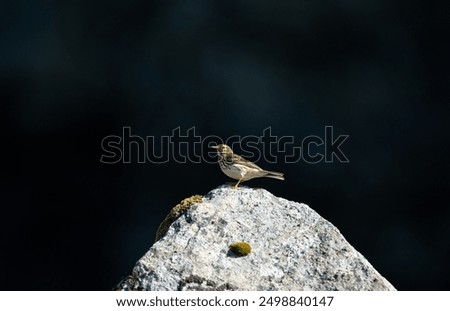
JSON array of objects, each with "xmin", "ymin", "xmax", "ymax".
[{"xmin": 211, "ymin": 144, "xmax": 284, "ymax": 188}]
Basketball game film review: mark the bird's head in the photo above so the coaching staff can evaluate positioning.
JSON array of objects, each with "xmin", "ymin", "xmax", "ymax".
[{"xmin": 211, "ymin": 144, "xmax": 233, "ymax": 156}]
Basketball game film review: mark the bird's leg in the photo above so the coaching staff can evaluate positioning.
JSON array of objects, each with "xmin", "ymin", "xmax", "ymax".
[{"xmin": 233, "ymin": 177, "xmax": 244, "ymax": 189}]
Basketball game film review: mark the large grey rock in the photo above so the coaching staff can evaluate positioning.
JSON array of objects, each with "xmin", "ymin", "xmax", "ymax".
[{"xmin": 117, "ymin": 185, "xmax": 395, "ymax": 291}]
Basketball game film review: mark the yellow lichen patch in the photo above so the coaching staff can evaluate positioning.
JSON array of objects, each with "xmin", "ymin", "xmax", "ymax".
[
  {"xmin": 155, "ymin": 195, "xmax": 203, "ymax": 242},
  {"xmin": 229, "ymin": 242, "xmax": 252, "ymax": 256}
]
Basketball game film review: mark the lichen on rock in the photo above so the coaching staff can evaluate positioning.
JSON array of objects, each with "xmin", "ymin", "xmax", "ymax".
[{"xmin": 155, "ymin": 195, "xmax": 203, "ymax": 242}]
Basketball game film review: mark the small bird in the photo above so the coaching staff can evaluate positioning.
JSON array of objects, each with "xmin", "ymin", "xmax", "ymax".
[{"xmin": 212, "ymin": 144, "xmax": 284, "ymax": 188}]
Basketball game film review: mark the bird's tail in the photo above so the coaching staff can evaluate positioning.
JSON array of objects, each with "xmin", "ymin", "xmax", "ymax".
[{"xmin": 264, "ymin": 170, "xmax": 285, "ymax": 181}]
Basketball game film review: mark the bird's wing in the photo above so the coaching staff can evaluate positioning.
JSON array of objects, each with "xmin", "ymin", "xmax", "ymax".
[{"xmin": 231, "ymin": 154, "xmax": 263, "ymax": 170}]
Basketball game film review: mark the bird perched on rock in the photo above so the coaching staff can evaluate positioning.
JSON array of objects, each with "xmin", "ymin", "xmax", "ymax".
[{"xmin": 211, "ymin": 144, "xmax": 284, "ymax": 188}]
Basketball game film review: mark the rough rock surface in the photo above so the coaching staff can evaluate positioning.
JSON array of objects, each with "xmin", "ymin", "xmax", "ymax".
[{"xmin": 117, "ymin": 185, "xmax": 395, "ymax": 291}]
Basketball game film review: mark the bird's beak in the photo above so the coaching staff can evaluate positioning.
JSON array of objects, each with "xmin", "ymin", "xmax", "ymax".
[{"xmin": 211, "ymin": 145, "xmax": 219, "ymax": 149}]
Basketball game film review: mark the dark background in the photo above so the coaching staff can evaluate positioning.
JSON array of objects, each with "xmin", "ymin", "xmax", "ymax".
[{"xmin": 2, "ymin": 0, "xmax": 449, "ymax": 290}]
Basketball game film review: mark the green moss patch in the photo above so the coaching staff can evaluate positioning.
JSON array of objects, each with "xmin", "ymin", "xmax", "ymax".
[{"xmin": 229, "ymin": 241, "xmax": 252, "ymax": 257}]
